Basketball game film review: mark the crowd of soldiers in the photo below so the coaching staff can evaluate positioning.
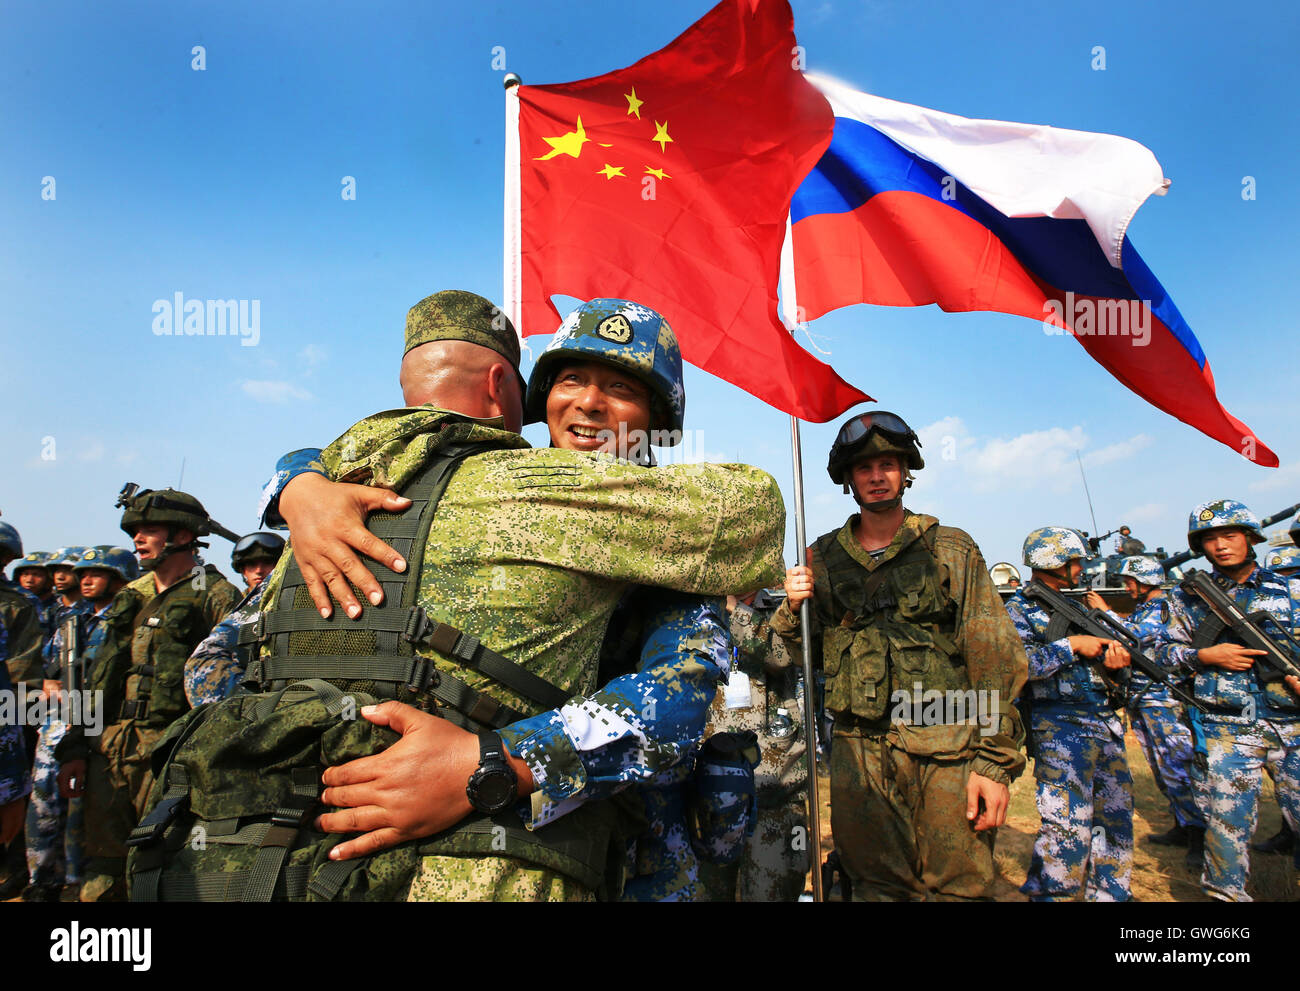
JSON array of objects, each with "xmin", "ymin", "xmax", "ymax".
[{"xmin": 0, "ymin": 289, "xmax": 1297, "ymax": 903}]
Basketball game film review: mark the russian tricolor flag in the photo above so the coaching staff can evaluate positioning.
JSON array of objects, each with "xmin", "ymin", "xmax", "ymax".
[{"xmin": 789, "ymin": 73, "xmax": 1276, "ymax": 466}]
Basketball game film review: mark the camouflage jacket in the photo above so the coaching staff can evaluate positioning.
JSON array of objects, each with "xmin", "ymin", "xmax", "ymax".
[
  {"xmin": 1101, "ymin": 595, "xmax": 1179, "ymax": 704},
  {"xmin": 183, "ymin": 582, "xmax": 265, "ymax": 707},
  {"xmin": 1154, "ymin": 565, "xmax": 1300, "ymax": 723},
  {"xmin": 773, "ymin": 512, "xmax": 1027, "ymax": 785},
  {"xmin": 0, "ymin": 622, "xmax": 31, "ymax": 805},
  {"xmin": 41, "ymin": 597, "xmax": 96, "ymax": 679},
  {"xmin": 0, "ymin": 577, "xmax": 47, "ymax": 691},
  {"xmin": 34, "ymin": 593, "xmax": 59, "ymax": 642},
  {"xmin": 257, "ymin": 409, "xmax": 783, "ymax": 827}
]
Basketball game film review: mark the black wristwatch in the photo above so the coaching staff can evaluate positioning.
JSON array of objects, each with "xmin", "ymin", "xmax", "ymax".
[{"xmin": 466, "ymin": 732, "xmax": 519, "ymax": 816}]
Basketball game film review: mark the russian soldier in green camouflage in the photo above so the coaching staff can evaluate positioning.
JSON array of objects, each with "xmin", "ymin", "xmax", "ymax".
[
  {"xmin": 774, "ymin": 411, "xmax": 1028, "ymax": 901},
  {"xmin": 56, "ymin": 489, "xmax": 240, "ymax": 901}
]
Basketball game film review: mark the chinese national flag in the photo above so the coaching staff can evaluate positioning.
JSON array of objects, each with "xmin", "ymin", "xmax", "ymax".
[{"xmin": 512, "ymin": 0, "xmax": 870, "ymax": 422}]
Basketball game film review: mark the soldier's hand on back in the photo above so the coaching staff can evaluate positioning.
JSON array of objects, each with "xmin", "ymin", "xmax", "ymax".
[
  {"xmin": 279, "ymin": 472, "xmax": 412, "ymax": 619},
  {"xmin": 784, "ymin": 565, "xmax": 814, "ymax": 608}
]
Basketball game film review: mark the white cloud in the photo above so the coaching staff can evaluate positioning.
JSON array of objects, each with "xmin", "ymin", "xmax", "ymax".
[
  {"xmin": 77, "ymin": 442, "xmax": 105, "ymax": 462},
  {"xmin": 964, "ymin": 426, "xmax": 1087, "ymax": 491},
  {"xmin": 1083, "ymin": 433, "xmax": 1152, "ymax": 468},
  {"xmin": 298, "ymin": 344, "xmax": 327, "ymax": 371},
  {"xmin": 1119, "ymin": 502, "xmax": 1168, "ymax": 525},
  {"xmin": 241, "ymin": 380, "xmax": 313, "ymax": 404},
  {"xmin": 1248, "ymin": 461, "xmax": 1300, "ymax": 493}
]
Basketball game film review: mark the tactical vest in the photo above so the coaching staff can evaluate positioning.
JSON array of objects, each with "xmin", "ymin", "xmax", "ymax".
[
  {"xmin": 128, "ymin": 439, "xmax": 636, "ymax": 901},
  {"xmin": 814, "ymin": 525, "xmax": 965, "ymax": 726}
]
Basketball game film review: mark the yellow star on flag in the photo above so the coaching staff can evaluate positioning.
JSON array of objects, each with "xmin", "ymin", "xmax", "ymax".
[
  {"xmin": 625, "ymin": 87, "xmax": 644, "ymax": 119},
  {"xmin": 652, "ymin": 120, "xmax": 673, "ymax": 152},
  {"xmin": 644, "ymin": 166, "xmax": 671, "ymax": 180},
  {"xmin": 535, "ymin": 117, "xmax": 590, "ymax": 161},
  {"xmin": 598, "ymin": 163, "xmax": 626, "ymax": 179}
]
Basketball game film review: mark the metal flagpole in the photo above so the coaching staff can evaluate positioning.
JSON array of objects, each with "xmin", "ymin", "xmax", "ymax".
[
  {"xmin": 779, "ymin": 215, "xmax": 824, "ymax": 903},
  {"xmin": 502, "ymin": 73, "xmax": 523, "ymax": 335}
]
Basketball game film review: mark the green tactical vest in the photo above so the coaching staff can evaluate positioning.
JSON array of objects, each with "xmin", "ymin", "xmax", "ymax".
[
  {"xmin": 128, "ymin": 435, "xmax": 637, "ymax": 901},
  {"xmin": 814, "ymin": 523, "xmax": 966, "ymax": 726}
]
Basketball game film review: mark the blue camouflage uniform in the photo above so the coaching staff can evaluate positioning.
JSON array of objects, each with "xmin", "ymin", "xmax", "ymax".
[
  {"xmin": 25, "ymin": 598, "xmax": 98, "ymax": 892},
  {"xmin": 33, "ymin": 595, "xmax": 59, "ymax": 643},
  {"xmin": 1006, "ymin": 590, "xmax": 1132, "ymax": 901},
  {"xmin": 262, "ymin": 447, "xmax": 733, "ymax": 902},
  {"xmin": 1110, "ymin": 595, "xmax": 1205, "ymax": 833},
  {"xmin": 183, "ymin": 582, "xmax": 267, "ymax": 706},
  {"xmin": 1154, "ymin": 566, "xmax": 1300, "ymax": 901},
  {"xmin": 1, "ymin": 623, "xmax": 31, "ymax": 810}
]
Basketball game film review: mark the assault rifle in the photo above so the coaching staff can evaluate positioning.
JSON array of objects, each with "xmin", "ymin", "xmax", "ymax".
[
  {"xmin": 58, "ymin": 614, "xmax": 84, "ymax": 695},
  {"xmin": 1023, "ymin": 579, "xmax": 1204, "ymax": 711},
  {"xmin": 1179, "ymin": 569, "xmax": 1300, "ymax": 684}
]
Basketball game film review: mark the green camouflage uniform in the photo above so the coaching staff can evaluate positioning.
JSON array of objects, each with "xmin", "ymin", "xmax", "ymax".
[
  {"xmin": 60, "ymin": 566, "xmax": 241, "ymax": 901},
  {"xmin": 771, "ymin": 511, "xmax": 1027, "ymax": 901},
  {"xmin": 699, "ymin": 597, "xmax": 809, "ymax": 901},
  {"xmin": 0, "ymin": 578, "xmax": 46, "ymax": 691},
  {"xmin": 256, "ymin": 406, "xmax": 787, "ymax": 901}
]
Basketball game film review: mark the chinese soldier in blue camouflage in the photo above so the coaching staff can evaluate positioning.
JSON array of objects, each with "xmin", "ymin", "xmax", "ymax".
[
  {"xmin": 699, "ymin": 589, "xmax": 809, "ymax": 902},
  {"xmin": 183, "ymin": 532, "xmax": 284, "ymax": 706},
  {"xmin": 1252, "ymin": 544, "xmax": 1300, "ymax": 856},
  {"xmin": 22, "ymin": 548, "xmax": 137, "ymax": 901},
  {"xmin": 776, "ymin": 411, "xmax": 1028, "ymax": 901},
  {"xmin": 1007, "ymin": 526, "xmax": 1134, "ymax": 901},
  {"xmin": 1151, "ymin": 499, "xmax": 1300, "ymax": 902},
  {"xmin": 12, "ymin": 552, "xmax": 57, "ymax": 640},
  {"xmin": 1089, "ymin": 556, "xmax": 1206, "ymax": 869},
  {"xmin": 253, "ymin": 291, "xmax": 781, "ymax": 900},
  {"xmin": 56, "ymin": 492, "xmax": 241, "ymax": 901}
]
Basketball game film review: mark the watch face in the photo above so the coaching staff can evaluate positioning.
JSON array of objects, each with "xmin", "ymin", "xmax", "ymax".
[{"xmin": 474, "ymin": 771, "xmax": 515, "ymax": 810}]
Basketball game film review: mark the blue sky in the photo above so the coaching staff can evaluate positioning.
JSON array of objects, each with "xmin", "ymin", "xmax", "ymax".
[{"xmin": 3, "ymin": 0, "xmax": 1297, "ymax": 577}]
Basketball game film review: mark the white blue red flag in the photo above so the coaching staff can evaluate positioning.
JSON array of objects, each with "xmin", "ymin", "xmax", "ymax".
[{"xmin": 789, "ymin": 73, "xmax": 1276, "ymax": 466}]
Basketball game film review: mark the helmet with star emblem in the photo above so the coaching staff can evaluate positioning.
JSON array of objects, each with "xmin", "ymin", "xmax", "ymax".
[
  {"xmin": 1186, "ymin": 499, "xmax": 1264, "ymax": 553},
  {"xmin": 524, "ymin": 298, "xmax": 685, "ymax": 442}
]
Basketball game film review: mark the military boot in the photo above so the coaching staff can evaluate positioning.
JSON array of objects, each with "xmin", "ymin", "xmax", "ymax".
[
  {"xmin": 1146, "ymin": 823, "xmax": 1189, "ymax": 847},
  {"xmin": 1184, "ymin": 827, "xmax": 1206, "ymax": 873},
  {"xmin": 1250, "ymin": 820, "xmax": 1294, "ymax": 855}
]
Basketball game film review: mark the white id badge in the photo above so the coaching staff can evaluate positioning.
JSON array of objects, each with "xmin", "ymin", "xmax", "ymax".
[{"xmin": 724, "ymin": 670, "xmax": 753, "ymax": 709}]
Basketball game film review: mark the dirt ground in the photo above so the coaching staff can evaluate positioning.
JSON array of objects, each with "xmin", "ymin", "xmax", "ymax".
[{"xmin": 812, "ymin": 726, "xmax": 1298, "ymax": 902}]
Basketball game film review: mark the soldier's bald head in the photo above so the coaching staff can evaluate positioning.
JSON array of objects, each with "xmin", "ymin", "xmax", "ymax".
[{"xmin": 399, "ymin": 340, "xmax": 523, "ymax": 433}]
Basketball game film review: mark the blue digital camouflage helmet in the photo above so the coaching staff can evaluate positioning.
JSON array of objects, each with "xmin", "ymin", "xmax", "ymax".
[
  {"xmin": 1186, "ymin": 499, "xmax": 1264, "ymax": 553},
  {"xmin": 524, "ymin": 298, "xmax": 685, "ymax": 443},
  {"xmin": 48, "ymin": 546, "xmax": 89, "ymax": 569},
  {"xmin": 1022, "ymin": 526, "xmax": 1090, "ymax": 570},
  {"xmin": 74, "ymin": 546, "xmax": 140, "ymax": 583},
  {"xmin": 1263, "ymin": 545, "xmax": 1300, "ymax": 574},
  {"xmin": 1117, "ymin": 556, "xmax": 1165, "ymax": 587},
  {"xmin": 12, "ymin": 551, "xmax": 53, "ymax": 576}
]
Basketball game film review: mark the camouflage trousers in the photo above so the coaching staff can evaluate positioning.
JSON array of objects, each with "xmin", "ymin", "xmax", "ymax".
[
  {"xmin": 1191, "ymin": 717, "xmax": 1300, "ymax": 902},
  {"xmin": 1128, "ymin": 700, "xmax": 1204, "ymax": 830},
  {"xmin": 829, "ymin": 729, "xmax": 996, "ymax": 901},
  {"xmin": 25, "ymin": 715, "xmax": 85, "ymax": 888},
  {"xmin": 622, "ymin": 784, "xmax": 700, "ymax": 902},
  {"xmin": 698, "ymin": 793, "xmax": 808, "ymax": 901},
  {"xmin": 405, "ymin": 855, "xmax": 595, "ymax": 902},
  {"xmin": 1022, "ymin": 713, "xmax": 1132, "ymax": 902},
  {"xmin": 81, "ymin": 721, "xmax": 160, "ymax": 902}
]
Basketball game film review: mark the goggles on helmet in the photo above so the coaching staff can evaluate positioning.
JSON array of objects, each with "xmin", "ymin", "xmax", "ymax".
[{"xmin": 832, "ymin": 411, "xmax": 921, "ymax": 453}]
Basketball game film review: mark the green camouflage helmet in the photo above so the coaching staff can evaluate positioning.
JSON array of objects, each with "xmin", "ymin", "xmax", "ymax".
[
  {"xmin": 231, "ymin": 531, "xmax": 285, "ymax": 570},
  {"xmin": 1186, "ymin": 499, "xmax": 1264, "ymax": 553},
  {"xmin": 1263, "ymin": 545, "xmax": 1300, "ymax": 574},
  {"xmin": 0, "ymin": 522, "xmax": 22, "ymax": 559},
  {"xmin": 1117, "ymin": 556, "xmax": 1165, "ymax": 587},
  {"xmin": 525, "ymin": 299, "xmax": 685, "ymax": 441},
  {"xmin": 119, "ymin": 488, "xmax": 211, "ymax": 538},
  {"xmin": 1022, "ymin": 526, "xmax": 1089, "ymax": 569},
  {"xmin": 74, "ymin": 546, "xmax": 140, "ymax": 583},
  {"xmin": 12, "ymin": 551, "xmax": 52, "ymax": 576}
]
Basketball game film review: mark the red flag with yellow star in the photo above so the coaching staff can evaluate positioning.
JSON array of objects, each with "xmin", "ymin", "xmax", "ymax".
[{"xmin": 508, "ymin": 0, "xmax": 870, "ymax": 422}]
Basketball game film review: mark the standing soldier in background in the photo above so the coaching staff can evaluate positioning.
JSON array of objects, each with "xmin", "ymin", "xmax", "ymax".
[
  {"xmin": 56, "ymin": 490, "xmax": 241, "ymax": 901},
  {"xmin": 1087, "ymin": 557, "xmax": 1206, "ymax": 871},
  {"xmin": 1251, "ymin": 544, "xmax": 1300, "ymax": 857},
  {"xmin": 699, "ymin": 589, "xmax": 809, "ymax": 902},
  {"xmin": 776, "ymin": 411, "xmax": 1027, "ymax": 901},
  {"xmin": 1153, "ymin": 500, "xmax": 1300, "ymax": 902},
  {"xmin": 1007, "ymin": 527, "xmax": 1133, "ymax": 901},
  {"xmin": 184, "ymin": 532, "xmax": 285, "ymax": 706},
  {"xmin": 1, "ymin": 623, "xmax": 32, "ymax": 866},
  {"xmin": 46, "ymin": 547, "xmax": 88, "ymax": 630},
  {"xmin": 12, "ymin": 552, "xmax": 57, "ymax": 640},
  {"xmin": 0, "ymin": 521, "xmax": 46, "ymax": 900},
  {"xmin": 22, "ymin": 548, "xmax": 138, "ymax": 901}
]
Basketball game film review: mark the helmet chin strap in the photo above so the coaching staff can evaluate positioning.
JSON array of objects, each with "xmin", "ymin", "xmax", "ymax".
[
  {"xmin": 846, "ymin": 472, "xmax": 912, "ymax": 513},
  {"xmin": 138, "ymin": 533, "xmax": 206, "ymax": 573}
]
